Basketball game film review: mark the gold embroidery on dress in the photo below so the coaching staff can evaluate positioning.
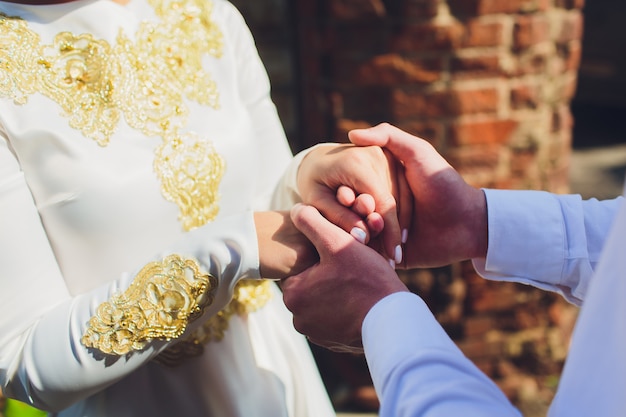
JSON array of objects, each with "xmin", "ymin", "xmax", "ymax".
[
  {"xmin": 154, "ymin": 132, "xmax": 224, "ymax": 231},
  {"xmin": 0, "ymin": 0, "xmax": 224, "ymax": 229},
  {"xmin": 0, "ymin": 0, "xmax": 271, "ymax": 362},
  {"xmin": 82, "ymin": 254, "xmax": 218, "ymax": 355}
]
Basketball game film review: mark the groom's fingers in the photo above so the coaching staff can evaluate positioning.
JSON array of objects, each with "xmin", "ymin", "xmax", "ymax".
[
  {"xmin": 349, "ymin": 123, "xmax": 451, "ymax": 177},
  {"xmin": 290, "ymin": 203, "xmax": 353, "ymax": 257},
  {"xmin": 336, "ymin": 185, "xmax": 357, "ymax": 208},
  {"xmin": 348, "ymin": 123, "xmax": 421, "ymax": 161}
]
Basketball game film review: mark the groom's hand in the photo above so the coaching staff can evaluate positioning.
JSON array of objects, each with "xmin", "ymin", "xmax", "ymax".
[
  {"xmin": 349, "ymin": 123, "xmax": 488, "ymax": 269},
  {"xmin": 281, "ymin": 204, "xmax": 408, "ymax": 353}
]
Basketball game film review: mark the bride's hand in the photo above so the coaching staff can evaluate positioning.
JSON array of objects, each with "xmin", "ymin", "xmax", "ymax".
[
  {"xmin": 254, "ymin": 211, "xmax": 318, "ymax": 279},
  {"xmin": 297, "ymin": 143, "xmax": 412, "ymax": 265}
]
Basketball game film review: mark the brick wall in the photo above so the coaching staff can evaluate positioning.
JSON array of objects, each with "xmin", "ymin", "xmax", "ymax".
[{"xmin": 232, "ymin": 0, "xmax": 585, "ymax": 415}]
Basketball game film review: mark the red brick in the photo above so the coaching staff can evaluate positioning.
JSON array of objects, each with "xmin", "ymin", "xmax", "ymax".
[
  {"xmin": 545, "ymin": 165, "xmax": 571, "ymax": 194},
  {"xmin": 325, "ymin": 25, "xmax": 390, "ymax": 52},
  {"xmin": 492, "ymin": 177, "xmax": 523, "ymax": 190},
  {"xmin": 513, "ymin": 49, "xmax": 550, "ymax": 75},
  {"xmin": 556, "ymin": 11, "xmax": 584, "ymax": 44},
  {"xmin": 399, "ymin": 269, "xmax": 436, "ymax": 295},
  {"xmin": 551, "ymin": 105, "xmax": 574, "ymax": 133},
  {"xmin": 444, "ymin": 145, "xmax": 501, "ymax": 176},
  {"xmin": 462, "ymin": 20, "xmax": 506, "ymax": 47},
  {"xmin": 513, "ymin": 15, "xmax": 551, "ymax": 50},
  {"xmin": 561, "ymin": 75, "xmax": 579, "ymax": 102},
  {"xmin": 554, "ymin": 0, "xmax": 585, "ymax": 10},
  {"xmin": 335, "ymin": 119, "xmax": 373, "ymax": 141},
  {"xmin": 391, "ymin": 22, "xmax": 464, "ymax": 52},
  {"xmin": 510, "ymin": 146, "xmax": 538, "ymax": 176},
  {"xmin": 448, "ymin": 0, "xmax": 547, "ymax": 16},
  {"xmin": 388, "ymin": 19, "xmax": 506, "ymax": 58},
  {"xmin": 330, "ymin": 0, "xmax": 386, "ymax": 20},
  {"xmin": 392, "ymin": 88, "xmax": 499, "ymax": 119},
  {"xmin": 340, "ymin": 89, "xmax": 393, "ymax": 120},
  {"xmin": 453, "ymin": 88, "xmax": 501, "ymax": 114},
  {"xmin": 548, "ymin": 131, "xmax": 573, "ymax": 166},
  {"xmin": 465, "ymin": 316, "xmax": 498, "ymax": 337},
  {"xmin": 451, "ymin": 54, "xmax": 502, "ymax": 79},
  {"xmin": 473, "ymin": 359, "xmax": 497, "ymax": 377},
  {"xmin": 403, "ymin": 0, "xmax": 440, "ymax": 20},
  {"xmin": 548, "ymin": 299, "xmax": 578, "ymax": 329},
  {"xmin": 468, "ymin": 285, "xmax": 524, "ymax": 313},
  {"xmin": 449, "ymin": 118, "xmax": 518, "ymax": 146},
  {"xmin": 515, "ymin": 308, "xmax": 547, "ymax": 330},
  {"xmin": 353, "ymin": 54, "xmax": 443, "ymax": 86},
  {"xmin": 391, "ymin": 90, "xmax": 449, "ymax": 119},
  {"xmin": 559, "ymin": 41, "xmax": 582, "ymax": 72},
  {"xmin": 510, "ymin": 84, "xmax": 541, "ymax": 109},
  {"xmin": 457, "ymin": 335, "xmax": 504, "ymax": 359}
]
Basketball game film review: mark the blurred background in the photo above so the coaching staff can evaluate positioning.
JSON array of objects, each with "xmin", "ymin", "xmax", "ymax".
[{"xmin": 2, "ymin": 0, "xmax": 625, "ymax": 416}]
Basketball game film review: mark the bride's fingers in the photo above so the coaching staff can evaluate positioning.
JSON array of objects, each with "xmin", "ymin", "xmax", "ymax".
[
  {"xmin": 336, "ymin": 185, "xmax": 356, "ymax": 207},
  {"xmin": 352, "ymin": 193, "xmax": 375, "ymax": 217},
  {"xmin": 365, "ymin": 212, "xmax": 384, "ymax": 236}
]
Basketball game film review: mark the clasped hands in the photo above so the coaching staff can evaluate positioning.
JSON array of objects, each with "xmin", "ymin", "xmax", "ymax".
[{"xmin": 259, "ymin": 123, "xmax": 488, "ymax": 353}]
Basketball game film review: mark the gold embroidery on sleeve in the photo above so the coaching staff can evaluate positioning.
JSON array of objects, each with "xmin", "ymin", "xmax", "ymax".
[
  {"xmin": 82, "ymin": 254, "xmax": 217, "ymax": 355},
  {"xmin": 153, "ymin": 279, "xmax": 273, "ymax": 366}
]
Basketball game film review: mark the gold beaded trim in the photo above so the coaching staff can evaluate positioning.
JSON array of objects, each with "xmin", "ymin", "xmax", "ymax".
[
  {"xmin": 82, "ymin": 254, "xmax": 217, "ymax": 355},
  {"xmin": 154, "ymin": 279, "xmax": 273, "ymax": 366}
]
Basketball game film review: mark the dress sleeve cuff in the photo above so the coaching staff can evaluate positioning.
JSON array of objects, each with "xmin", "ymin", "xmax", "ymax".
[{"xmin": 270, "ymin": 143, "xmax": 333, "ymax": 210}]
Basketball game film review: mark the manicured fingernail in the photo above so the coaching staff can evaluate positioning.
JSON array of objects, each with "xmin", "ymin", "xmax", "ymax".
[
  {"xmin": 394, "ymin": 245, "xmax": 403, "ymax": 264},
  {"xmin": 401, "ymin": 228, "xmax": 408, "ymax": 244},
  {"xmin": 388, "ymin": 259, "xmax": 396, "ymax": 269},
  {"xmin": 350, "ymin": 227, "xmax": 367, "ymax": 244}
]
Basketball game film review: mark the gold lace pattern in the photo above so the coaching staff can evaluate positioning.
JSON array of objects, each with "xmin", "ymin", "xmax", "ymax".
[
  {"xmin": 81, "ymin": 255, "xmax": 218, "ymax": 355},
  {"xmin": 0, "ymin": 0, "xmax": 224, "ymax": 230}
]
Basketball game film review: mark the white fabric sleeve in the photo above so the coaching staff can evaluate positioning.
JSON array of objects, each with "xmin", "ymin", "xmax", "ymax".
[
  {"xmin": 270, "ymin": 143, "xmax": 339, "ymax": 210},
  {"xmin": 363, "ymin": 292, "xmax": 522, "ymax": 417},
  {"xmin": 548, "ymin": 193, "xmax": 626, "ymax": 416},
  {"xmin": 0, "ymin": 137, "xmax": 260, "ymax": 411},
  {"xmin": 227, "ymin": 2, "xmax": 294, "ymax": 211},
  {"xmin": 472, "ymin": 189, "xmax": 622, "ymax": 305}
]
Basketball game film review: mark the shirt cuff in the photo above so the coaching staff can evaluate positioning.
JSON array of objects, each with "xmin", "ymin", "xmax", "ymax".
[{"xmin": 473, "ymin": 189, "xmax": 566, "ymax": 288}]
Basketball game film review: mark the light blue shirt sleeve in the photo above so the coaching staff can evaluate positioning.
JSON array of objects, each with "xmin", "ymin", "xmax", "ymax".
[
  {"xmin": 473, "ymin": 189, "xmax": 622, "ymax": 305},
  {"xmin": 362, "ymin": 292, "xmax": 522, "ymax": 417},
  {"xmin": 548, "ymin": 193, "xmax": 626, "ymax": 416},
  {"xmin": 362, "ymin": 190, "xmax": 626, "ymax": 417}
]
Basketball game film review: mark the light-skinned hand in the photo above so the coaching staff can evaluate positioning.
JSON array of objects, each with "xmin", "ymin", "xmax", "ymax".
[
  {"xmin": 254, "ymin": 211, "xmax": 317, "ymax": 279},
  {"xmin": 296, "ymin": 143, "xmax": 412, "ymax": 266}
]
